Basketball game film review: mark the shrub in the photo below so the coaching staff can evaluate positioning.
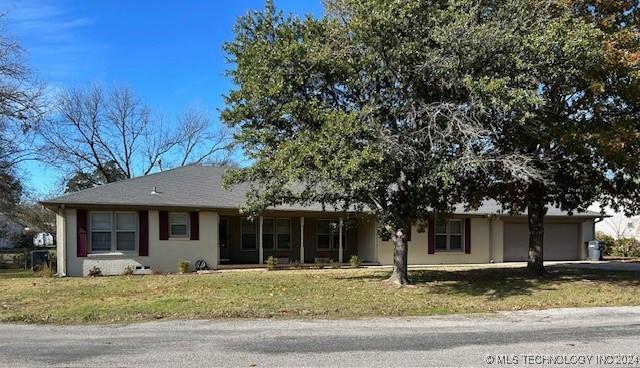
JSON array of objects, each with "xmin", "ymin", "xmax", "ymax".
[
  {"xmin": 122, "ymin": 265, "xmax": 135, "ymax": 276},
  {"xmin": 613, "ymin": 238, "xmax": 640, "ymax": 258},
  {"xmin": 596, "ymin": 231, "xmax": 616, "ymax": 256},
  {"xmin": 88, "ymin": 266, "xmax": 102, "ymax": 277},
  {"xmin": 177, "ymin": 258, "xmax": 190, "ymax": 273},
  {"xmin": 150, "ymin": 266, "xmax": 163, "ymax": 275},
  {"xmin": 349, "ymin": 255, "xmax": 361, "ymax": 268},
  {"xmin": 266, "ymin": 256, "xmax": 278, "ymax": 271}
]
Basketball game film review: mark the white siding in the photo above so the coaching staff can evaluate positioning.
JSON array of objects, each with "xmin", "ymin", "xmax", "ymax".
[{"xmin": 63, "ymin": 209, "xmax": 219, "ymax": 276}]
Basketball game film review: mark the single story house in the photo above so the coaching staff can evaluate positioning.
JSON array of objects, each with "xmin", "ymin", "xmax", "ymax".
[{"xmin": 41, "ymin": 165, "xmax": 603, "ymax": 276}]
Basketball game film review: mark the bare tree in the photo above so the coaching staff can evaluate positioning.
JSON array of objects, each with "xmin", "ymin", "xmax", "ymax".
[
  {"xmin": 603, "ymin": 212, "xmax": 638, "ymax": 240},
  {"xmin": 39, "ymin": 84, "xmax": 234, "ymax": 186},
  {"xmin": 0, "ymin": 13, "xmax": 46, "ymax": 170}
]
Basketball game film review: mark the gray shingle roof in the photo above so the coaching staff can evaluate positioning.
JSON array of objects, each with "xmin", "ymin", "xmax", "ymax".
[{"xmin": 41, "ymin": 165, "xmax": 603, "ymax": 217}]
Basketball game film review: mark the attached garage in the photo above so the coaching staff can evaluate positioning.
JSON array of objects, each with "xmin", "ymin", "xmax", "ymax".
[{"xmin": 503, "ymin": 222, "xmax": 581, "ymax": 262}]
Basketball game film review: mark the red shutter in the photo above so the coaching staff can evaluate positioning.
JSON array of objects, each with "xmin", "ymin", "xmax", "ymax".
[
  {"xmin": 190, "ymin": 212, "xmax": 199, "ymax": 240},
  {"xmin": 139, "ymin": 211, "xmax": 149, "ymax": 256},
  {"xmin": 77, "ymin": 209, "xmax": 88, "ymax": 257},
  {"xmin": 464, "ymin": 218, "xmax": 471, "ymax": 254},
  {"xmin": 159, "ymin": 211, "xmax": 169, "ymax": 240},
  {"xmin": 428, "ymin": 218, "xmax": 435, "ymax": 254}
]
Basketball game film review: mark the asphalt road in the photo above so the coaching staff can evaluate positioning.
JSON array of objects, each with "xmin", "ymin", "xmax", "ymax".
[{"xmin": 1, "ymin": 307, "xmax": 639, "ymax": 367}]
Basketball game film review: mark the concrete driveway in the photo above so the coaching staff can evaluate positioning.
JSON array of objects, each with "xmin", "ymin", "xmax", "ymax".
[{"xmin": 1, "ymin": 306, "xmax": 639, "ymax": 367}]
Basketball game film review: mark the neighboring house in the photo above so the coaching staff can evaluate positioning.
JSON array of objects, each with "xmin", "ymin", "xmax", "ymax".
[
  {"xmin": 41, "ymin": 165, "xmax": 603, "ymax": 276},
  {"xmin": 0, "ymin": 212, "xmax": 25, "ymax": 249},
  {"xmin": 33, "ymin": 232, "xmax": 55, "ymax": 247}
]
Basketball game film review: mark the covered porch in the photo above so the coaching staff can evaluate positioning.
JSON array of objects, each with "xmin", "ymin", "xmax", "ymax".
[{"xmin": 218, "ymin": 213, "xmax": 377, "ymax": 265}]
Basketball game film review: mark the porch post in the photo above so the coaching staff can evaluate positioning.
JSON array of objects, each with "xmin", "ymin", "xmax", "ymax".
[
  {"xmin": 259, "ymin": 216, "xmax": 264, "ymax": 264},
  {"xmin": 339, "ymin": 218, "xmax": 344, "ymax": 264},
  {"xmin": 300, "ymin": 217, "xmax": 305, "ymax": 264}
]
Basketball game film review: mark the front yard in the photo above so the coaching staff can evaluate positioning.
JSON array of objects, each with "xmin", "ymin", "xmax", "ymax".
[{"xmin": 1, "ymin": 266, "xmax": 639, "ymax": 324}]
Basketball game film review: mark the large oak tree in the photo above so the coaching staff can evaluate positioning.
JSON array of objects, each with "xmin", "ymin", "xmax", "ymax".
[{"xmin": 222, "ymin": 0, "xmax": 539, "ymax": 284}]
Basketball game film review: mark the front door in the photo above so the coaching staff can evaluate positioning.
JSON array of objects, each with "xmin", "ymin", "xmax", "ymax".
[{"xmin": 219, "ymin": 217, "xmax": 229, "ymax": 262}]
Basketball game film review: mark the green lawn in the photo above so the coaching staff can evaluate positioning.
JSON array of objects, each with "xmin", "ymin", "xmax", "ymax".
[{"xmin": 0, "ymin": 266, "xmax": 639, "ymax": 324}]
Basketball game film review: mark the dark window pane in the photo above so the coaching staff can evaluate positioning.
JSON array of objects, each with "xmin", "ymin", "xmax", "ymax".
[
  {"xmin": 263, "ymin": 233, "xmax": 274, "ymax": 249},
  {"xmin": 450, "ymin": 235, "xmax": 462, "ymax": 250},
  {"xmin": 277, "ymin": 218, "xmax": 290, "ymax": 235},
  {"xmin": 277, "ymin": 234, "xmax": 290, "ymax": 249},
  {"xmin": 317, "ymin": 234, "xmax": 330, "ymax": 249},
  {"xmin": 317, "ymin": 220, "xmax": 330, "ymax": 234},
  {"xmin": 171, "ymin": 224, "xmax": 187, "ymax": 236},
  {"xmin": 242, "ymin": 218, "xmax": 256, "ymax": 234},
  {"xmin": 450, "ymin": 221, "xmax": 462, "ymax": 234},
  {"xmin": 91, "ymin": 232, "xmax": 111, "ymax": 252},
  {"xmin": 436, "ymin": 222, "xmax": 447, "ymax": 234},
  {"xmin": 116, "ymin": 232, "xmax": 135, "ymax": 251},
  {"xmin": 242, "ymin": 234, "xmax": 256, "ymax": 249},
  {"xmin": 263, "ymin": 218, "xmax": 274, "ymax": 234},
  {"xmin": 435, "ymin": 235, "xmax": 447, "ymax": 250}
]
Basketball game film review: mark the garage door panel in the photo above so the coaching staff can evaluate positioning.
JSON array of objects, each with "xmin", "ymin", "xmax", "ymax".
[{"xmin": 503, "ymin": 222, "xmax": 580, "ymax": 262}]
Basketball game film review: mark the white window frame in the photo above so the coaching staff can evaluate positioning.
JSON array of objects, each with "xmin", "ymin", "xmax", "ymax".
[
  {"xmin": 240, "ymin": 217, "xmax": 257, "ymax": 251},
  {"xmin": 89, "ymin": 211, "xmax": 138, "ymax": 254},
  {"xmin": 434, "ymin": 219, "xmax": 464, "ymax": 252},
  {"xmin": 169, "ymin": 212, "xmax": 190, "ymax": 239}
]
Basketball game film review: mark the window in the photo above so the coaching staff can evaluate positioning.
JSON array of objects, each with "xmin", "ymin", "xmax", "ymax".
[
  {"xmin": 316, "ymin": 220, "xmax": 344, "ymax": 250},
  {"xmin": 435, "ymin": 219, "xmax": 463, "ymax": 251},
  {"xmin": 317, "ymin": 219, "xmax": 332, "ymax": 250},
  {"xmin": 169, "ymin": 212, "xmax": 189, "ymax": 238},
  {"xmin": 276, "ymin": 218, "xmax": 291, "ymax": 249},
  {"xmin": 262, "ymin": 218, "xmax": 274, "ymax": 249},
  {"xmin": 116, "ymin": 213, "xmax": 136, "ymax": 251},
  {"xmin": 90, "ymin": 213, "xmax": 112, "ymax": 252},
  {"xmin": 90, "ymin": 212, "xmax": 137, "ymax": 253},
  {"xmin": 241, "ymin": 218, "xmax": 257, "ymax": 250}
]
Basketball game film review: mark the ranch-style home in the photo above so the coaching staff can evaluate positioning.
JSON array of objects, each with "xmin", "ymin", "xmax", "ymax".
[{"xmin": 41, "ymin": 165, "xmax": 603, "ymax": 277}]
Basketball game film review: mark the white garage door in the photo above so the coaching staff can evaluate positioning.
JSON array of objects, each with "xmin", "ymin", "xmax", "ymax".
[{"xmin": 503, "ymin": 222, "xmax": 580, "ymax": 262}]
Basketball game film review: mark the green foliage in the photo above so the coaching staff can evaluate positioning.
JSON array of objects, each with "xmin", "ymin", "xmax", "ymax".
[
  {"xmin": 122, "ymin": 265, "xmax": 135, "ymax": 276},
  {"xmin": 266, "ymin": 256, "xmax": 278, "ymax": 271},
  {"xmin": 349, "ymin": 255, "xmax": 361, "ymax": 268},
  {"xmin": 596, "ymin": 231, "xmax": 616, "ymax": 256},
  {"xmin": 223, "ymin": 0, "xmax": 640, "ymax": 278},
  {"xmin": 65, "ymin": 160, "xmax": 127, "ymax": 193},
  {"xmin": 0, "ymin": 167, "xmax": 22, "ymax": 215},
  {"xmin": 88, "ymin": 266, "xmax": 102, "ymax": 277},
  {"xmin": 177, "ymin": 259, "xmax": 190, "ymax": 274},
  {"xmin": 222, "ymin": 0, "xmax": 529, "ymax": 233},
  {"xmin": 611, "ymin": 238, "xmax": 640, "ymax": 258},
  {"xmin": 595, "ymin": 231, "xmax": 640, "ymax": 257}
]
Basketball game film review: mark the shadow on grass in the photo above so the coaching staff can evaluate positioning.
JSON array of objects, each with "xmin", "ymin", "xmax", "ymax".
[{"xmin": 334, "ymin": 266, "xmax": 640, "ymax": 300}]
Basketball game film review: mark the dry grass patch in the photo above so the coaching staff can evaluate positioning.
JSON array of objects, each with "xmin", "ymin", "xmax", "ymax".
[{"xmin": 0, "ymin": 266, "xmax": 638, "ymax": 324}]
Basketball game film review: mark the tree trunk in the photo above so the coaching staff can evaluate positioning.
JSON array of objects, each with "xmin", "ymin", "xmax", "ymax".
[
  {"xmin": 527, "ymin": 183, "xmax": 547, "ymax": 276},
  {"xmin": 387, "ymin": 228, "xmax": 410, "ymax": 286}
]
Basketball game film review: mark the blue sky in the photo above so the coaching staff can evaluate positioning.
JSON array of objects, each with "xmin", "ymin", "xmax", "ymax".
[{"xmin": 0, "ymin": 0, "xmax": 323, "ymax": 197}]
